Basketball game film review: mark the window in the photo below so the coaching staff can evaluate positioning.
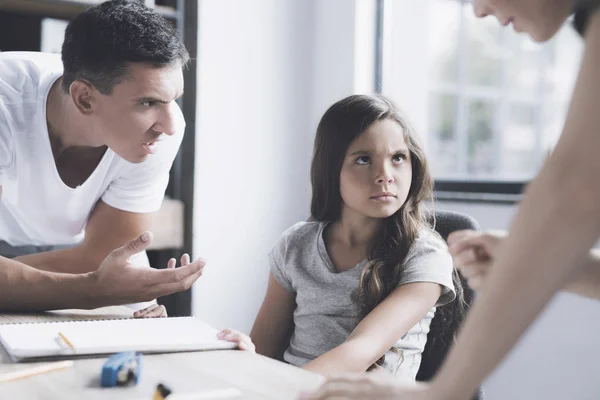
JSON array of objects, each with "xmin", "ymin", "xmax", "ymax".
[{"xmin": 381, "ymin": 0, "xmax": 583, "ymax": 186}]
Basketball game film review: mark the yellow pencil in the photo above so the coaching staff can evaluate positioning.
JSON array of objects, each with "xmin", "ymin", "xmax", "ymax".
[
  {"xmin": 0, "ymin": 361, "xmax": 74, "ymax": 383},
  {"xmin": 58, "ymin": 332, "xmax": 75, "ymax": 351}
]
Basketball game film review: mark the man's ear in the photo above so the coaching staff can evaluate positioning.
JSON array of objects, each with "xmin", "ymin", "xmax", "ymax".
[{"xmin": 69, "ymin": 80, "xmax": 97, "ymax": 116}]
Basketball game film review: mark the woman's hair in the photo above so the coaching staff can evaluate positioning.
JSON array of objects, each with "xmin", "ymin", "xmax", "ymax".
[{"xmin": 310, "ymin": 94, "xmax": 465, "ymax": 369}]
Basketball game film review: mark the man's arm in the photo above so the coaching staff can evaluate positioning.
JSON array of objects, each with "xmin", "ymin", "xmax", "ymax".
[
  {"xmin": 0, "ymin": 232, "xmax": 205, "ymax": 311},
  {"xmin": 429, "ymin": 13, "xmax": 600, "ymax": 400},
  {"xmin": 0, "ymin": 255, "xmax": 96, "ymax": 310},
  {"xmin": 15, "ymin": 200, "xmax": 151, "ymax": 274}
]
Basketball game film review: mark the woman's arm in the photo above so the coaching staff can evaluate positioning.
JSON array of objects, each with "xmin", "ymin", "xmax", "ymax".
[
  {"xmin": 303, "ymin": 282, "xmax": 441, "ymax": 376},
  {"xmin": 563, "ymin": 249, "xmax": 600, "ymax": 299},
  {"xmin": 449, "ymin": 229, "xmax": 600, "ymax": 300},
  {"xmin": 250, "ymin": 272, "xmax": 296, "ymax": 359},
  {"xmin": 428, "ymin": 12, "xmax": 600, "ymax": 400}
]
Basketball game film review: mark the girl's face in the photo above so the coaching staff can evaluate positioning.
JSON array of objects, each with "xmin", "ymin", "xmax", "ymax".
[
  {"xmin": 472, "ymin": 0, "xmax": 573, "ymax": 42},
  {"xmin": 339, "ymin": 119, "xmax": 413, "ymax": 222}
]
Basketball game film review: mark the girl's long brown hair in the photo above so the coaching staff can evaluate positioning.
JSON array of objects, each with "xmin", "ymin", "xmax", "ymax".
[{"xmin": 310, "ymin": 94, "xmax": 464, "ymax": 367}]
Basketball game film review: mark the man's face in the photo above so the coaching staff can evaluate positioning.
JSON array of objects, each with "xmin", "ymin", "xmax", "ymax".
[
  {"xmin": 472, "ymin": 0, "xmax": 572, "ymax": 42},
  {"xmin": 90, "ymin": 62, "xmax": 184, "ymax": 163}
]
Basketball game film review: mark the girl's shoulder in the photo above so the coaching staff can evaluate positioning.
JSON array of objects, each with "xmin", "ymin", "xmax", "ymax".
[
  {"xmin": 407, "ymin": 227, "xmax": 449, "ymax": 260},
  {"xmin": 417, "ymin": 226, "xmax": 448, "ymax": 249},
  {"xmin": 279, "ymin": 220, "xmax": 322, "ymax": 240},
  {"xmin": 272, "ymin": 220, "xmax": 324, "ymax": 254}
]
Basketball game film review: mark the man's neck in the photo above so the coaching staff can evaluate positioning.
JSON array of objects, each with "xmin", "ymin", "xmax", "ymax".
[{"xmin": 45, "ymin": 78, "xmax": 95, "ymax": 157}]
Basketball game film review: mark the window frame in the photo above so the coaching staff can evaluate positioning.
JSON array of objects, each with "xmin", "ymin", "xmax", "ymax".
[{"xmin": 375, "ymin": 0, "xmax": 577, "ymax": 203}]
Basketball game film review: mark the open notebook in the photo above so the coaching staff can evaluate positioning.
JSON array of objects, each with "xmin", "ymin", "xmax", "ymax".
[{"xmin": 0, "ymin": 317, "xmax": 237, "ymax": 362}]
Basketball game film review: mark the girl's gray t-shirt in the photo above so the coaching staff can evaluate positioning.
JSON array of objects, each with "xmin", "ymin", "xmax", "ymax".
[{"xmin": 269, "ymin": 220, "xmax": 456, "ymax": 380}]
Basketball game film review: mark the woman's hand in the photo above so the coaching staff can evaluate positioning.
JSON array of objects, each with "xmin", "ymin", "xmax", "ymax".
[
  {"xmin": 298, "ymin": 372, "xmax": 433, "ymax": 400},
  {"xmin": 448, "ymin": 229, "xmax": 507, "ymax": 291},
  {"xmin": 217, "ymin": 329, "xmax": 256, "ymax": 353}
]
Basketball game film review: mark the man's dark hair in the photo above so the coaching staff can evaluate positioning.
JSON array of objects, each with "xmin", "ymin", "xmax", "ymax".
[{"xmin": 61, "ymin": 0, "xmax": 190, "ymax": 94}]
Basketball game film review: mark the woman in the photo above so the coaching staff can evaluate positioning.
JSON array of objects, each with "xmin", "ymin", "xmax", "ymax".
[{"xmin": 300, "ymin": 0, "xmax": 600, "ymax": 399}]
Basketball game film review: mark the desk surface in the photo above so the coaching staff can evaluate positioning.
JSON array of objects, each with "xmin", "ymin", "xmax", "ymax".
[{"xmin": 0, "ymin": 308, "xmax": 323, "ymax": 399}]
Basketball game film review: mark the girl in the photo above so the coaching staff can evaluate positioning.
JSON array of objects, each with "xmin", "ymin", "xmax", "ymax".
[
  {"xmin": 221, "ymin": 94, "xmax": 463, "ymax": 380},
  {"xmin": 305, "ymin": 1, "xmax": 600, "ymax": 399}
]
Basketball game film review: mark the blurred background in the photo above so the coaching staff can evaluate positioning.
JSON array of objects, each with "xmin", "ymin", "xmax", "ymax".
[{"xmin": 0, "ymin": 1, "xmax": 597, "ymax": 399}]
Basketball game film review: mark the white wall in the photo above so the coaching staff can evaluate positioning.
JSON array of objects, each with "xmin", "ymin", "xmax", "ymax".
[
  {"xmin": 192, "ymin": 0, "xmax": 316, "ymax": 332},
  {"xmin": 440, "ymin": 200, "xmax": 600, "ymax": 400},
  {"xmin": 309, "ymin": 0, "xmax": 377, "ymax": 131}
]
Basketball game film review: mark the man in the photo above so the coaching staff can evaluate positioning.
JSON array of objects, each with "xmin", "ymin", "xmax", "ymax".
[{"xmin": 0, "ymin": 0, "xmax": 204, "ymax": 313}]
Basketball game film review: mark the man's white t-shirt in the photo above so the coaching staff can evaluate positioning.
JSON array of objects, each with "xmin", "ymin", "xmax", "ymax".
[{"xmin": 0, "ymin": 52, "xmax": 184, "ymax": 248}]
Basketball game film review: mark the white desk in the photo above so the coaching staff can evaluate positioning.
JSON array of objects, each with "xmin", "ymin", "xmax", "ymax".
[{"xmin": 0, "ymin": 307, "xmax": 323, "ymax": 399}]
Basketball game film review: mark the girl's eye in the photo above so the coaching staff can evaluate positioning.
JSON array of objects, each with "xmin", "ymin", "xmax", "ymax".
[
  {"xmin": 393, "ymin": 154, "xmax": 406, "ymax": 163},
  {"xmin": 356, "ymin": 156, "xmax": 371, "ymax": 165}
]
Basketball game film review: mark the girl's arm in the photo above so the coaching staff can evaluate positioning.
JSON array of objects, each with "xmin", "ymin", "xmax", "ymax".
[
  {"xmin": 428, "ymin": 12, "xmax": 600, "ymax": 400},
  {"xmin": 250, "ymin": 272, "xmax": 296, "ymax": 359},
  {"xmin": 303, "ymin": 282, "xmax": 441, "ymax": 376}
]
